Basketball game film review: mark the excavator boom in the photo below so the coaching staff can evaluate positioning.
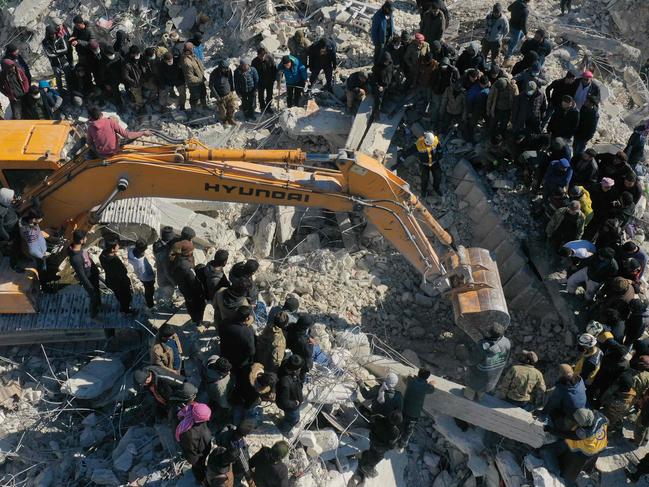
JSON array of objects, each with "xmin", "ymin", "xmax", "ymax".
[{"xmin": 1, "ymin": 123, "xmax": 509, "ymax": 339}]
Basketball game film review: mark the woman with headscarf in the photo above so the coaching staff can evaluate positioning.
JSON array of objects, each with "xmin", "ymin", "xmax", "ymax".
[
  {"xmin": 371, "ymin": 372, "xmax": 403, "ymax": 416},
  {"xmin": 176, "ymin": 402, "xmax": 213, "ymax": 484}
]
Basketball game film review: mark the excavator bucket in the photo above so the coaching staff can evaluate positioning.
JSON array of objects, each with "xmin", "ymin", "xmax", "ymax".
[
  {"xmin": 0, "ymin": 259, "xmax": 39, "ymax": 314},
  {"xmin": 444, "ymin": 247, "xmax": 510, "ymax": 342}
]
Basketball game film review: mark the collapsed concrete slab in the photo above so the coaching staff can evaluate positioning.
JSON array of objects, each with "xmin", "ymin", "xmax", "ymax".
[
  {"xmin": 552, "ymin": 25, "xmax": 641, "ymax": 68},
  {"xmin": 364, "ymin": 355, "xmax": 549, "ymax": 449},
  {"xmin": 61, "ymin": 356, "xmax": 125, "ymax": 399},
  {"xmin": 8, "ymin": 0, "xmax": 51, "ymax": 28},
  {"xmin": 279, "ymin": 106, "xmax": 352, "ymax": 138}
]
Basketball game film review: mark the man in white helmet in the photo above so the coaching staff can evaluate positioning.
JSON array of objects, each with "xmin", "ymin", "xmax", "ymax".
[
  {"xmin": 397, "ymin": 131, "xmax": 442, "ymax": 198},
  {"xmin": 574, "ymin": 333, "xmax": 602, "ymax": 388}
]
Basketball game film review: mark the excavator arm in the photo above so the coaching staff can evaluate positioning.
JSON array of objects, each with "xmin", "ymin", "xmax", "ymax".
[{"xmin": 14, "ymin": 139, "xmax": 509, "ymax": 339}]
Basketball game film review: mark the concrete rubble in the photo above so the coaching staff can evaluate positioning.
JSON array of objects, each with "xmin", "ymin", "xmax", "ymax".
[{"xmin": 2, "ymin": 0, "xmax": 649, "ymax": 485}]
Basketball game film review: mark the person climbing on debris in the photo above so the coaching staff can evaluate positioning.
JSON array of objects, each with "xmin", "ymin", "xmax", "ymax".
[
  {"xmin": 399, "ymin": 368, "xmax": 435, "ymax": 448},
  {"xmin": 497, "ymin": 350, "xmax": 546, "ymax": 410},
  {"xmin": 397, "ymin": 131, "xmax": 442, "ymax": 198},
  {"xmin": 151, "ymin": 323, "xmax": 183, "ymax": 374},
  {"xmin": 67, "ymin": 229, "xmax": 101, "ymax": 319},
  {"xmin": 134, "ymin": 366, "xmax": 197, "ymax": 420},
  {"xmin": 352, "ymin": 410, "xmax": 402, "ymax": 481}
]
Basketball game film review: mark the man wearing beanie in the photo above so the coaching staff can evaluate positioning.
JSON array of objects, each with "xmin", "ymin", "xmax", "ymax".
[
  {"xmin": 203, "ymin": 355, "xmax": 234, "ymax": 423},
  {"xmin": 542, "ymin": 363, "xmax": 587, "ymax": 432},
  {"xmin": 151, "ymin": 323, "xmax": 184, "ymax": 373},
  {"xmin": 249, "ymin": 440, "xmax": 290, "ymax": 487},
  {"xmin": 286, "ymin": 316, "xmax": 315, "ymax": 382},
  {"xmin": 169, "ymin": 235, "xmax": 206, "ymax": 326},
  {"xmin": 276, "ymin": 354, "xmax": 305, "ymax": 433},
  {"xmin": 153, "ymin": 226, "xmax": 176, "ymax": 304},
  {"xmin": 234, "ymin": 57, "xmax": 259, "ymax": 120},
  {"xmin": 498, "ymin": 350, "xmax": 546, "ymax": 410},
  {"xmin": 196, "ymin": 249, "xmax": 230, "ymax": 301}
]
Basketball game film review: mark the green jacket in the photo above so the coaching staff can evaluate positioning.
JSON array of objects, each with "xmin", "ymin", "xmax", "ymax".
[
  {"xmin": 546, "ymin": 207, "xmax": 585, "ymax": 239},
  {"xmin": 497, "ymin": 364, "xmax": 546, "ymax": 405}
]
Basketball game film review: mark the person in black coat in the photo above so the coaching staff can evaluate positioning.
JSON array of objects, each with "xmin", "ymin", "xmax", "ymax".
[
  {"xmin": 67, "ymin": 230, "xmax": 101, "ymax": 318},
  {"xmin": 520, "ymin": 29, "xmax": 552, "ymax": 65},
  {"xmin": 196, "ymin": 250, "xmax": 230, "ymax": 302},
  {"xmin": 354, "ymin": 410, "xmax": 403, "ymax": 480},
  {"xmin": 548, "ymin": 95, "xmax": 580, "ymax": 146},
  {"xmin": 177, "ymin": 403, "xmax": 213, "ymax": 484},
  {"xmin": 573, "ymin": 95, "xmax": 599, "ymax": 156},
  {"xmin": 252, "ymin": 47, "xmax": 278, "ymax": 114},
  {"xmin": 286, "ymin": 315, "xmax": 314, "ymax": 382},
  {"xmin": 505, "ymin": 0, "xmax": 530, "ymax": 60},
  {"xmin": 570, "ymin": 148, "xmax": 599, "ymax": 189},
  {"xmin": 430, "ymin": 40, "xmax": 455, "ymax": 63},
  {"xmin": 99, "ymin": 237, "xmax": 133, "ymax": 314},
  {"xmin": 307, "ymin": 38, "xmax": 337, "ymax": 91},
  {"xmin": 544, "ymin": 71, "xmax": 577, "ymax": 128},
  {"xmin": 512, "ymin": 50, "xmax": 538, "ymax": 77},
  {"xmin": 455, "ymin": 43, "xmax": 485, "ymax": 75},
  {"xmin": 220, "ymin": 305, "xmax": 256, "ymax": 372},
  {"xmin": 70, "ymin": 15, "xmax": 95, "ymax": 65},
  {"xmin": 370, "ymin": 51, "xmax": 395, "ymax": 116},
  {"xmin": 597, "ymin": 150, "xmax": 634, "ymax": 188},
  {"xmin": 276, "ymin": 354, "xmax": 304, "ymax": 432},
  {"xmin": 249, "ymin": 441, "xmax": 290, "ymax": 487},
  {"xmin": 170, "ymin": 240, "xmax": 206, "ymax": 325},
  {"xmin": 98, "ymin": 45, "xmax": 123, "ymax": 108}
]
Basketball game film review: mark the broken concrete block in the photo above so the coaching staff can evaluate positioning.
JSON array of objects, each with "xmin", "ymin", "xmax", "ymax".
[
  {"xmin": 9, "ymin": 0, "xmax": 51, "ymax": 28},
  {"xmin": 260, "ymin": 35, "xmax": 281, "ymax": 54},
  {"xmin": 335, "ymin": 329, "xmax": 371, "ymax": 357},
  {"xmin": 61, "ymin": 356, "xmax": 125, "ymax": 399},
  {"xmin": 275, "ymin": 206, "xmax": 299, "ymax": 243},
  {"xmin": 296, "ymin": 233, "xmax": 321, "ymax": 255},
  {"xmin": 253, "ymin": 213, "xmax": 276, "ymax": 257},
  {"xmin": 279, "ymin": 106, "xmax": 352, "ymax": 137}
]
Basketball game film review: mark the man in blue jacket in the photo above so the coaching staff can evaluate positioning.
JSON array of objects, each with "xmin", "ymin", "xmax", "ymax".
[
  {"xmin": 370, "ymin": 1, "xmax": 395, "ymax": 63},
  {"xmin": 234, "ymin": 58, "xmax": 259, "ymax": 121},
  {"xmin": 276, "ymin": 55, "xmax": 307, "ymax": 108}
]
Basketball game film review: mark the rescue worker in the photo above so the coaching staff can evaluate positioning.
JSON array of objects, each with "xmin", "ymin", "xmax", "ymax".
[
  {"xmin": 371, "ymin": 372, "xmax": 403, "ymax": 417},
  {"xmin": 462, "ymin": 323, "xmax": 511, "ymax": 401},
  {"xmin": 67, "ymin": 229, "xmax": 101, "ymax": 318},
  {"xmin": 397, "ymin": 131, "xmax": 442, "ymax": 198},
  {"xmin": 568, "ymin": 185, "xmax": 593, "ymax": 226},
  {"xmin": 399, "ymin": 368, "xmax": 435, "ymax": 448},
  {"xmin": 573, "ymin": 333, "xmax": 603, "ymax": 388},
  {"xmin": 497, "ymin": 350, "xmax": 546, "ymax": 410},
  {"xmin": 176, "ymin": 402, "xmax": 212, "ymax": 484},
  {"xmin": 151, "ymin": 323, "xmax": 183, "ymax": 374},
  {"xmin": 541, "ymin": 408, "xmax": 608, "ymax": 486},
  {"xmin": 345, "ymin": 71, "xmax": 368, "ymax": 113}
]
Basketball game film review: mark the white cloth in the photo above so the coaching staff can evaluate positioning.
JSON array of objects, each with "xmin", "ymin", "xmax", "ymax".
[
  {"xmin": 563, "ymin": 240, "xmax": 596, "ymax": 260},
  {"xmin": 127, "ymin": 247, "xmax": 155, "ymax": 281}
]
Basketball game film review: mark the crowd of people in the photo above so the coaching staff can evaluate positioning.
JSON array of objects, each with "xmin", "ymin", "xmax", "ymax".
[{"xmin": 2, "ymin": 0, "xmax": 649, "ymax": 485}]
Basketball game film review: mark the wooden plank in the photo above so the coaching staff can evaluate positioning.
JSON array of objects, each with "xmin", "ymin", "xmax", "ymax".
[{"xmin": 364, "ymin": 355, "xmax": 549, "ymax": 448}]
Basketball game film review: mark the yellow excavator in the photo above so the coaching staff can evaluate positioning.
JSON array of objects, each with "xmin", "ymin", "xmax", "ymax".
[{"xmin": 0, "ymin": 120, "xmax": 508, "ymax": 340}]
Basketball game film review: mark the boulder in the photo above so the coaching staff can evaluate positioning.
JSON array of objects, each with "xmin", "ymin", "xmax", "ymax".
[
  {"xmin": 8, "ymin": 0, "xmax": 51, "ymax": 28},
  {"xmin": 61, "ymin": 356, "xmax": 125, "ymax": 399}
]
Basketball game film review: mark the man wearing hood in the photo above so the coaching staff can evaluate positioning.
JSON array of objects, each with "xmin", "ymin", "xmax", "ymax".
[
  {"xmin": 505, "ymin": 0, "xmax": 530, "ymax": 61},
  {"xmin": 267, "ymin": 295, "xmax": 300, "ymax": 327},
  {"xmin": 42, "ymin": 25, "xmax": 71, "ymax": 92},
  {"xmin": 287, "ymin": 30, "xmax": 310, "ymax": 66},
  {"xmin": 544, "ymin": 71, "xmax": 577, "ymax": 129},
  {"xmin": 67, "ymin": 230, "xmax": 101, "ymax": 318},
  {"xmin": 461, "ymin": 323, "xmax": 511, "ymax": 401},
  {"xmin": 203, "ymin": 355, "xmax": 234, "ymax": 423},
  {"xmin": 122, "ymin": 45, "xmax": 145, "ymax": 112},
  {"xmin": 487, "ymin": 72, "xmax": 518, "ymax": 137},
  {"xmin": 370, "ymin": 51, "xmax": 395, "ymax": 117},
  {"xmin": 542, "ymin": 157, "xmax": 573, "ymax": 199},
  {"xmin": 624, "ymin": 123, "xmax": 649, "ymax": 168},
  {"xmin": 420, "ymin": 1, "xmax": 445, "ymax": 44},
  {"xmin": 180, "ymin": 41, "xmax": 207, "ymax": 113},
  {"xmin": 0, "ymin": 45, "xmax": 31, "ymax": 119},
  {"xmin": 196, "ymin": 250, "xmax": 230, "ymax": 302},
  {"xmin": 370, "ymin": 372, "xmax": 404, "ymax": 416},
  {"xmin": 256, "ymin": 311, "xmax": 289, "ymax": 373},
  {"xmin": 481, "ymin": 3, "xmax": 509, "ymax": 63},
  {"xmin": 220, "ymin": 305, "xmax": 256, "ymax": 375},
  {"xmin": 456, "ymin": 43, "xmax": 485, "ymax": 75}
]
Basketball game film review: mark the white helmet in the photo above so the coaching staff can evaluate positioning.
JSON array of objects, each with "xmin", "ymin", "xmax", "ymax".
[
  {"xmin": 578, "ymin": 333, "xmax": 597, "ymax": 348},
  {"xmin": 585, "ymin": 320, "xmax": 604, "ymax": 338},
  {"xmin": 424, "ymin": 131, "xmax": 436, "ymax": 146}
]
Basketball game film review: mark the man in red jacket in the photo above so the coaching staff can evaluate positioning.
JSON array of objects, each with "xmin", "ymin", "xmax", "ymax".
[
  {"xmin": 0, "ymin": 44, "xmax": 31, "ymax": 119},
  {"xmin": 86, "ymin": 107, "xmax": 151, "ymax": 158}
]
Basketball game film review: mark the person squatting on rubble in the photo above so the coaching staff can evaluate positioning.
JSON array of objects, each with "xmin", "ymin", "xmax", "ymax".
[{"xmin": 497, "ymin": 350, "xmax": 546, "ymax": 411}]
